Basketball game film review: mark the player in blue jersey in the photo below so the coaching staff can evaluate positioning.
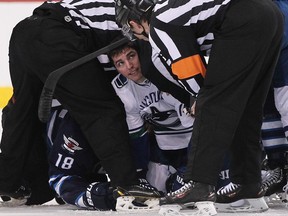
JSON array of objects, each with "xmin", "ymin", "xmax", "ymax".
[
  {"xmin": 47, "ymin": 107, "xmax": 116, "ymax": 210},
  {"xmin": 0, "ymin": 0, "xmax": 161, "ymax": 206}
]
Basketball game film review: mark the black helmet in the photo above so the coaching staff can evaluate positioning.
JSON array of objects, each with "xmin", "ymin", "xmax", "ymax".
[{"xmin": 115, "ymin": 0, "xmax": 155, "ymax": 27}]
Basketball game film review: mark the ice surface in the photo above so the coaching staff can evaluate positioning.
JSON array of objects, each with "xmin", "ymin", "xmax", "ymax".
[{"xmin": 0, "ymin": 199, "xmax": 287, "ymax": 216}]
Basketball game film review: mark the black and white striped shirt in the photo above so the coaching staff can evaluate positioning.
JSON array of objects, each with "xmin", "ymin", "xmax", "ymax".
[
  {"xmin": 149, "ymin": 0, "xmax": 232, "ymax": 95},
  {"xmin": 47, "ymin": 0, "xmax": 121, "ymax": 72},
  {"xmin": 57, "ymin": 0, "xmax": 119, "ymax": 31}
]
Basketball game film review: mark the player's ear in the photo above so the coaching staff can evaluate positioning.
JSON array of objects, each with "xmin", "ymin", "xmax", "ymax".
[{"xmin": 129, "ymin": 20, "xmax": 141, "ymax": 30}]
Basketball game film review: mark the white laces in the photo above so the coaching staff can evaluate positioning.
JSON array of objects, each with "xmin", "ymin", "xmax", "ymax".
[
  {"xmin": 217, "ymin": 182, "xmax": 240, "ymax": 195},
  {"xmin": 139, "ymin": 178, "xmax": 154, "ymax": 190},
  {"xmin": 168, "ymin": 180, "xmax": 193, "ymax": 196},
  {"xmin": 262, "ymin": 167, "xmax": 282, "ymax": 188}
]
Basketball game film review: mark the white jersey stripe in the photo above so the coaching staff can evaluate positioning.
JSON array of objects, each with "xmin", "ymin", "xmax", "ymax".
[{"xmin": 154, "ymin": 28, "xmax": 181, "ymax": 61}]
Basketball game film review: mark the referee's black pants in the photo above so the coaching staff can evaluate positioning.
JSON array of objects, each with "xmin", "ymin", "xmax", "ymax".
[
  {"xmin": 0, "ymin": 3, "xmax": 138, "ymax": 193},
  {"xmin": 184, "ymin": 0, "xmax": 284, "ymax": 186}
]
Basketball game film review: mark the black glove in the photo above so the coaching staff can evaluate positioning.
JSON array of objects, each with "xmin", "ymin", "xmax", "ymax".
[{"xmin": 83, "ymin": 182, "xmax": 116, "ymax": 211}]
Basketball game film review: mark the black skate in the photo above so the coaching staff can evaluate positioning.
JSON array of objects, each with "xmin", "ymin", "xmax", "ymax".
[
  {"xmin": 215, "ymin": 182, "xmax": 268, "ymax": 212},
  {"xmin": 262, "ymin": 167, "xmax": 288, "ymax": 204},
  {"xmin": 113, "ymin": 178, "xmax": 162, "ymax": 211},
  {"xmin": 0, "ymin": 185, "xmax": 31, "ymax": 207},
  {"xmin": 159, "ymin": 181, "xmax": 217, "ymax": 216},
  {"xmin": 262, "ymin": 167, "xmax": 286, "ymax": 196}
]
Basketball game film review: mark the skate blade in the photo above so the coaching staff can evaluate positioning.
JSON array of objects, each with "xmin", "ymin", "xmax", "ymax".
[
  {"xmin": 116, "ymin": 196, "xmax": 160, "ymax": 211},
  {"xmin": 215, "ymin": 197, "xmax": 269, "ymax": 213},
  {"xmin": 265, "ymin": 193, "xmax": 288, "ymax": 207},
  {"xmin": 0, "ymin": 197, "xmax": 27, "ymax": 207},
  {"xmin": 159, "ymin": 201, "xmax": 217, "ymax": 216}
]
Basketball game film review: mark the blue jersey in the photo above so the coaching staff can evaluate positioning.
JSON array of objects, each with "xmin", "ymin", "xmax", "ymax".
[
  {"xmin": 272, "ymin": 0, "xmax": 288, "ymax": 139},
  {"xmin": 261, "ymin": 0, "xmax": 288, "ymax": 159},
  {"xmin": 46, "ymin": 106, "xmax": 151, "ymax": 209},
  {"xmin": 273, "ymin": 0, "xmax": 288, "ymax": 88},
  {"xmin": 46, "ymin": 108, "xmax": 112, "ymax": 210}
]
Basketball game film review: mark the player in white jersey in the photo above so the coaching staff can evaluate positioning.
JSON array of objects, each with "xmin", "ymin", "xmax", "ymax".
[{"xmin": 109, "ymin": 39, "xmax": 194, "ymax": 193}]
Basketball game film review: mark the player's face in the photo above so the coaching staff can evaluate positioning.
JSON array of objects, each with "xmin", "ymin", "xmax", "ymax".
[{"xmin": 112, "ymin": 47, "xmax": 145, "ymax": 83}]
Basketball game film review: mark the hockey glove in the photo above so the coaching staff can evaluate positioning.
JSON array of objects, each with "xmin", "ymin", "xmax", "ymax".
[{"xmin": 83, "ymin": 182, "xmax": 116, "ymax": 211}]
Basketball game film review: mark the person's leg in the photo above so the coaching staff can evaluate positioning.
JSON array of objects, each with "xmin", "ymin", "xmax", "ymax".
[
  {"xmin": 184, "ymin": 0, "xmax": 284, "ymax": 186},
  {"xmin": 30, "ymin": 16, "xmax": 138, "ymax": 187},
  {"xmin": 0, "ymin": 18, "xmax": 48, "ymax": 199}
]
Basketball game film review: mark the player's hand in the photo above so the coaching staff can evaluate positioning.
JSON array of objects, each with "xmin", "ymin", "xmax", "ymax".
[{"xmin": 191, "ymin": 101, "xmax": 196, "ymax": 116}]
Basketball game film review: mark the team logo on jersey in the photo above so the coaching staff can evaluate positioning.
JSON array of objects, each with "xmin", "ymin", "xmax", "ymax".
[{"xmin": 63, "ymin": 135, "xmax": 83, "ymax": 153}]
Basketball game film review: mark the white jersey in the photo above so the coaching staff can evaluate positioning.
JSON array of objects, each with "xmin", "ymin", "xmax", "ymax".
[{"xmin": 112, "ymin": 74, "xmax": 194, "ymax": 150}]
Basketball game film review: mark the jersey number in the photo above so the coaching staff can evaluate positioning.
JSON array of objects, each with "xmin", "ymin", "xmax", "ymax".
[{"xmin": 55, "ymin": 153, "xmax": 74, "ymax": 169}]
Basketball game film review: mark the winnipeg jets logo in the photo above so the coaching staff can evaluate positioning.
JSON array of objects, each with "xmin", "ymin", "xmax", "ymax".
[{"xmin": 63, "ymin": 135, "xmax": 82, "ymax": 153}]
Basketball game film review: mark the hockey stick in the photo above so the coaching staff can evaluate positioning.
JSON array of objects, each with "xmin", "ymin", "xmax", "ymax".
[{"xmin": 38, "ymin": 37, "xmax": 129, "ymax": 123}]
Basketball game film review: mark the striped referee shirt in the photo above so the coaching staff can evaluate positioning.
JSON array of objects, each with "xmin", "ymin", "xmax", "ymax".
[
  {"xmin": 47, "ymin": 0, "xmax": 121, "ymax": 72},
  {"xmin": 149, "ymin": 0, "xmax": 232, "ymax": 95}
]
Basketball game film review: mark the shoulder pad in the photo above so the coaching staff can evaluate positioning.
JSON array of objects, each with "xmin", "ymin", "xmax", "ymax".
[{"xmin": 113, "ymin": 74, "xmax": 128, "ymax": 89}]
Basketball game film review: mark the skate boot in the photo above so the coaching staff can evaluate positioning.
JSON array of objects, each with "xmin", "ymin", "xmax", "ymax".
[
  {"xmin": 262, "ymin": 150, "xmax": 288, "ymax": 203},
  {"xmin": 165, "ymin": 171, "xmax": 185, "ymax": 194},
  {"xmin": 0, "ymin": 185, "xmax": 31, "ymax": 207},
  {"xmin": 113, "ymin": 178, "xmax": 162, "ymax": 211},
  {"xmin": 159, "ymin": 181, "xmax": 217, "ymax": 216},
  {"xmin": 262, "ymin": 167, "xmax": 286, "ymax": 196},
  {"xmin": 215, "ymin": 182, "xmax": 268, "ymax": 212}
]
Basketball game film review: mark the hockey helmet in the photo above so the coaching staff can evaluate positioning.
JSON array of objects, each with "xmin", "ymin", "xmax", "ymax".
[{"xmin": 115, "ymin": 0, "xmax": 156, "ymax": 27}]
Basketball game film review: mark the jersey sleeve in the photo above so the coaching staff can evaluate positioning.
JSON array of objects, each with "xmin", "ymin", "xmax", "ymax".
[
  {"xmin": 111, "ymin": 74, "xmax": 146, "ymax": 135},
  {"xmin": 149, "ymin": 16, "xmax": 206, "ymax": 96}
]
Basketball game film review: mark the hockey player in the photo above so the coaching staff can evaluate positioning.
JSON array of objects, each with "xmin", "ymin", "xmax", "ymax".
[
  {"xmin": 115, "ymin": 0, "xmax": 284, "ymax": 214},
  {"xmin": 47, "ymin": 106, "xmax": 116, "ymax": 210},
  {"xmin": 109, "ymin": 40, "xmax": 194, "ymax": 194},
  {"xmin": 0, "ymin": 0, "xmax": 159, "ymax": 206}
]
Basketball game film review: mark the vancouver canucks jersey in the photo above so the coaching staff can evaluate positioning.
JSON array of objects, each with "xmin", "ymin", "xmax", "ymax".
[{"xmin": 112, "ymin": 74, "xmax": 194, "ymax": 150}]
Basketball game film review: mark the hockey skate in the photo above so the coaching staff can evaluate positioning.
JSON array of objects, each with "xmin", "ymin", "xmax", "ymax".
[
  {"xmin": 262, "ymin": 167, "xmax": 288, "ymax": 205},
  {"xmin": 0, "ymin": 185, "xmax": 31, "ymax": 207},
  {"xmin": 113, "ymin": 178, "xmax": 162, "ymax": 211},
  {"xmin": 262, "ymin": 167, "xmax": 285, "ymax": 196},
  {"xmin": 215, "ymin": 182, "xmax": 268, "ymax": 213},
  {"xmin": 159, "ymin": 181, "xmax": 217, "ymax": 216}
]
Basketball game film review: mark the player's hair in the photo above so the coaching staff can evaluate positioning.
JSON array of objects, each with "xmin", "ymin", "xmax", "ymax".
[{"xmin": 108, "ymin": 37, "xmax": 139, "ymax": 61}]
